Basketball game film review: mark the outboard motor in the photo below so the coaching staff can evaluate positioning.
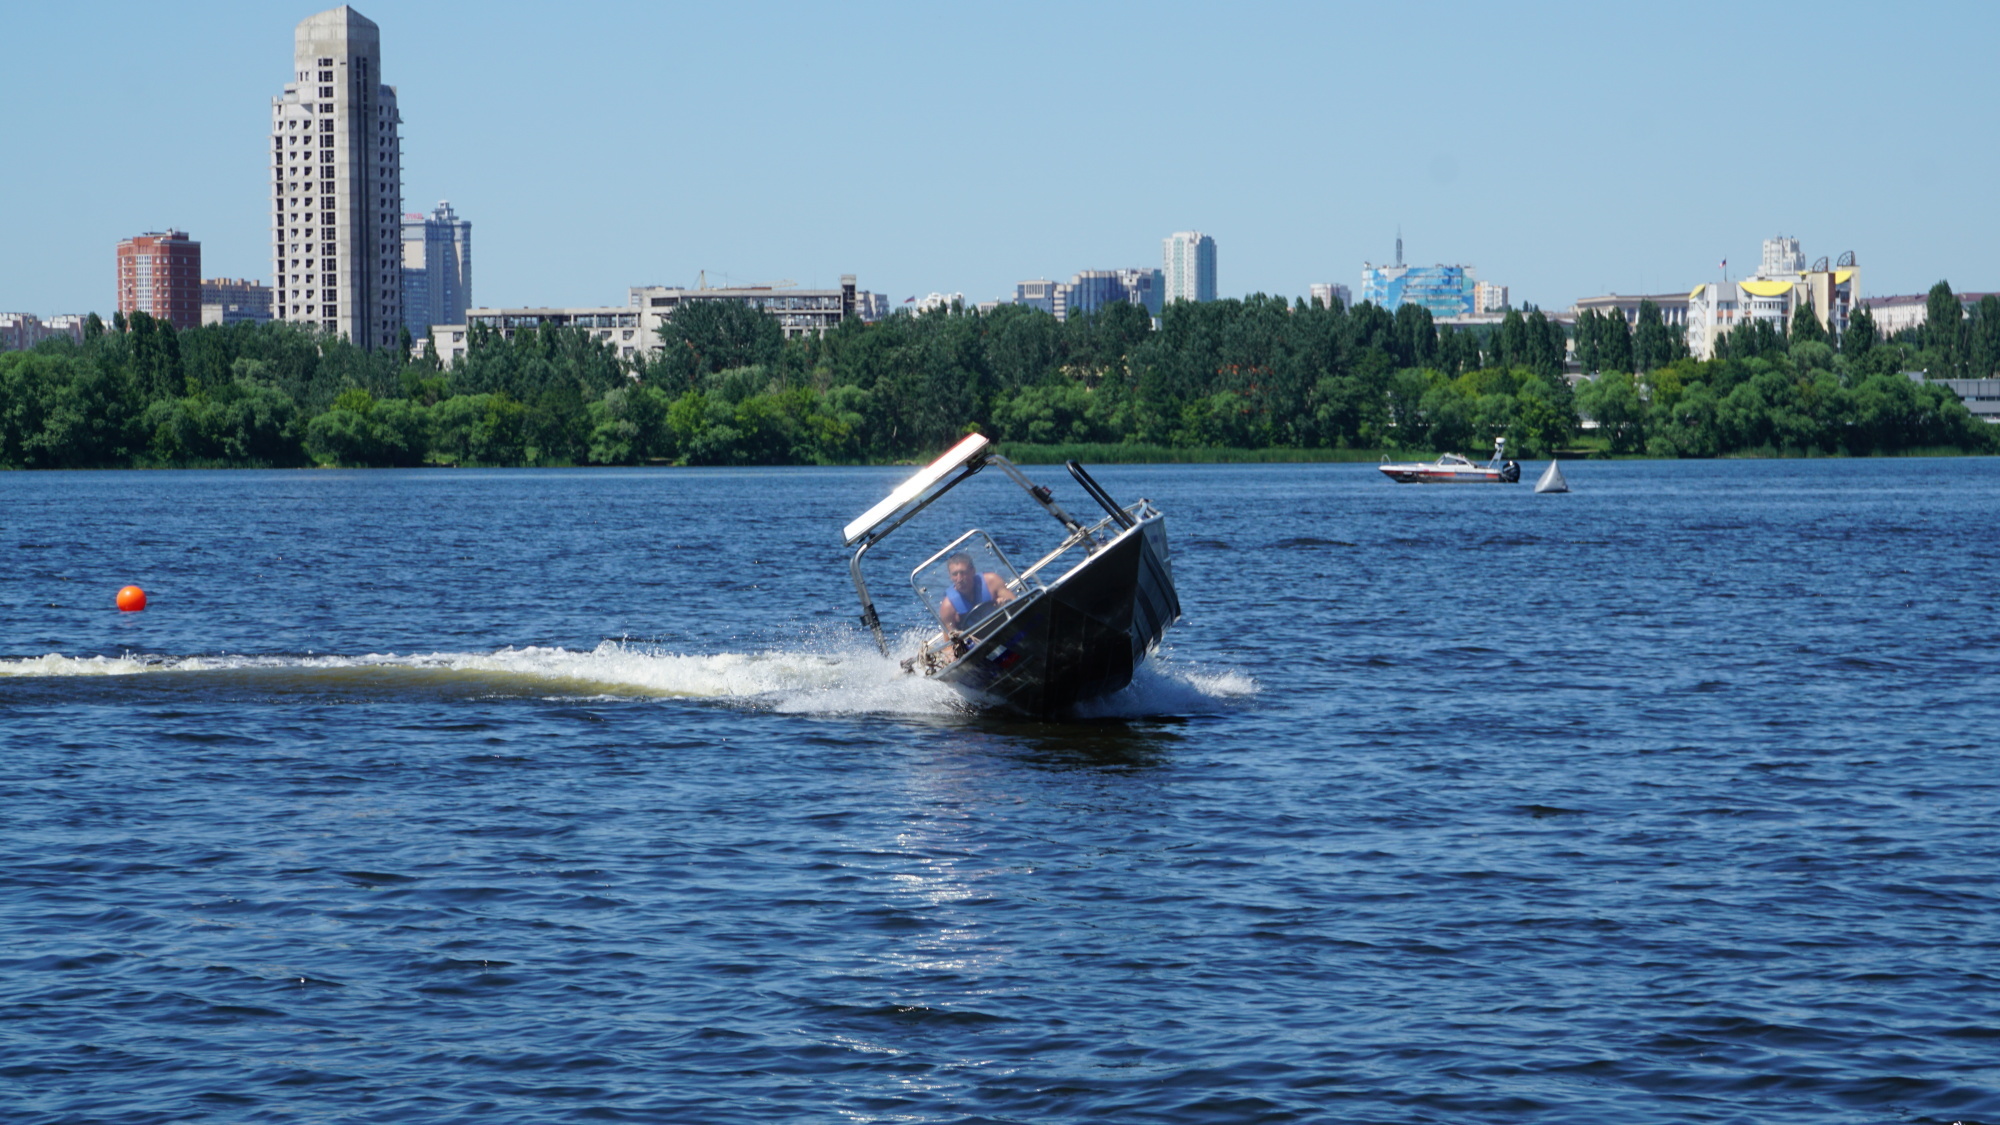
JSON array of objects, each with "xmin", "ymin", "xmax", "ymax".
[{"xmin": 1500, "ymin": 460, "xmax": 1521, "ymax": 483}]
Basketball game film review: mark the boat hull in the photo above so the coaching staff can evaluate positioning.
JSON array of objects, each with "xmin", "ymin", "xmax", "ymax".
[
  {"xmin": 1378, "ymin": 465, "xmax": 1509, "ymax": 484},
  {"xmin": 936, "ymin": 514, "xmax": 1180, "ymax": 717}
]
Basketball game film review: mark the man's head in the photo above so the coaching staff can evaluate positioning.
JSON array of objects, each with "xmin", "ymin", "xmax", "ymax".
[{"xmin": 946, "ymin": 552, "xmax": 979, "ymax": 596}]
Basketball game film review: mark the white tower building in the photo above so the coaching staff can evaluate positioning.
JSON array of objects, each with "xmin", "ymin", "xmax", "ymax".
[
  {"xmin": 1162, "ymin": 231, "xmax": 1217, "ymax": 304},
  {"xmin": 271, "ymin": 6, "xmax": 403, "ymax": 349},
  {"xmin": 1759, "ymin": 236, "xmax": 1805, "ymax": 279}
]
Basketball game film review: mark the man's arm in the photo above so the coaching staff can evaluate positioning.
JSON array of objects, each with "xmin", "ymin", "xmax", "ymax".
[{"xmin": 985, "ymin": 573, "xmax": 1015, "ymax": 604}]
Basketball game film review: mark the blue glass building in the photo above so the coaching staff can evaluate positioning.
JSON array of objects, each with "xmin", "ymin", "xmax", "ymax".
[
  {"xmin": 1066, "ymin": 269, "xmax": 1163, "ymax": 318},
  {"xmin": 1359, "ymin": 264, "xmax": 1476, "ymax": 317}
]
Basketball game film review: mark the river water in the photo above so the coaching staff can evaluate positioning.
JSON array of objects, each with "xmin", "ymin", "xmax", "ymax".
[{"xmin": 3, "ymin": 458, "xmax": 1997, "ymax": 1124}]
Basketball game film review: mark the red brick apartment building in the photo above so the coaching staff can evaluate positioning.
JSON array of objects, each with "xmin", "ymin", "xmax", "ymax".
[{"xmin": 116, "ymin": 230, "xmax": 202, "ymax": 330}]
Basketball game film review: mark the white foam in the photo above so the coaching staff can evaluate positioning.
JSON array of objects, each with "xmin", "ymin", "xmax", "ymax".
[
  {"xmin": 0, "ymin": 640, "xmax": 1257, "ymax": 719},
  {"xmin": 1070, "ymin": 653, "xmax": 1261, "ymax": 719},
  {"xmin": 0, "ymin": 640, "xmax": 964, "ymax": 715},
  {"xmin": 0, "ymin": 653, "xmax": 161, "ymax": 677}
]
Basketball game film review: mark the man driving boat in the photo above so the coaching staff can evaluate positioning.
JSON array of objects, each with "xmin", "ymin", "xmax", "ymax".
[{"xmin": 938, "ymin": 551, "xmax": 1015, "ymax": 636}]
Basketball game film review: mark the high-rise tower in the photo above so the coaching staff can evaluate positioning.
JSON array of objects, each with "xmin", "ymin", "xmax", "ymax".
[
  {"xmin": 1161, "ymin": 231, "xmax": 1217, "ymax": 304},
  {"xmin": 401, "ymin": 200, "xmax": 472, "ymax": 335},
  {"xmin": 271, "ymin": 6, "xmax": 403, "ymax": 348},
  {"xmin": 116, "ymin": 230, "xmax": 202, "ymax": 330}
]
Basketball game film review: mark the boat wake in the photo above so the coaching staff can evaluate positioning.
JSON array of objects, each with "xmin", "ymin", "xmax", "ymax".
[{"xmin": 0, "ymin": 639, "xmax": 1255, "ymax": 719}]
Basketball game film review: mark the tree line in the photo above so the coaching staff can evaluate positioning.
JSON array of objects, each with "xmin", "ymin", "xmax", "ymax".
[
  {"xmin": 1568, "ymin": 284, "xmax": 1994, "ymax": 456},
  {"xmin": 0, "ymin": 292, "xmax": 1990, "ymax": 470}
]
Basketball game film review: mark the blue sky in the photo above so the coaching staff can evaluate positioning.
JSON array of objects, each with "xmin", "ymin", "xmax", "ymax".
[{"xmin": 4, "ymin": 0, "xmax": 1996, "ymax": 317}]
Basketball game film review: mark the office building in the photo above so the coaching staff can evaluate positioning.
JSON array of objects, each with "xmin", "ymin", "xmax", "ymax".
[
  {"xmin": 1686, "ymin": 240, "xmax": 1860, "ymax": 359},
  {"xmin": 428, "ymin": 276, "xmax": 867, "ymax": 366},
  {"xmin": 201, "ymin": 278, "xmax": 275, "ymax": 326},
  {"xmin": 1761, "ymin": 236, "xmax": 1805, "ymax": 279},
  {"xmin": 401, "ymin": 199, "xmax": 472, "ymax": 334},
  {"xmin": 630, "ymin": 276, "xmax": 858, "ymax": 338},
  {"xmin": 912, "ymin": 292, "xmax": 964, "ymax": 314},
  {"xmin": 1905, "ymin": 371, "xmax": 2000, "ymax": 423},
  {"xmin": 853, "ymin": 291, "xmax": 890, "ymax": 322},
  {"xmin": 1855, "ymin": 290, "xmax": 1998, "ymax": 338},
  {"xmin": 116, "ymin": 230, "xmax": 202, "ymax": 329},
  {"xmin": 1571, "ymin": 293, "xmax": 1690, "ymax": 330},
  {"xmin": 1361, "ymin": 263, "xmax": 1476, "ymax": 317},
  {"xmin": 1309, "ymin": 283, "xmax": 1351, "ymax": 310},
  {"xmin": 0, "ymin": 313, "xmax": 31, "ymax": 351},
  {"xmin": 1, "ymin": 313, "xmax": 87, "ymax": 352},
  {"xmin": 1360, "ymin": 235, "xmax": 1481, "ymax": 318},
  {"xmin": 1008, "ymin": 269, "xmax": 1163, "ymax": 322},
  {"xmin": 1014, "ymin": 279, "xmax": 1065, "ymax": 319},
  {"xmin": 1066, "ymin": 269, "xmax": 1163, "ymax": 319},
  {"xmin": 1162, "ymin": 231, "xmax": 1217, "ymax": 304},
  {"xmin": 433, "ymin": 305, "xmax": 645, "ymax": 366},
  {"xmin": 271, "ymin": 6, "xmax": 403, "ymax": 349}
]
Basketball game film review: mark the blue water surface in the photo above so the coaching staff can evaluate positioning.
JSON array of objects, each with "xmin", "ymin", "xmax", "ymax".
[{"xmin": 2, "ymin": 458, "xmax": 1997, "ymax": 1124}]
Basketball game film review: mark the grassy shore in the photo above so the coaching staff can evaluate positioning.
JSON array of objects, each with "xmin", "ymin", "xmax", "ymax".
[
  {"xmin": 990, "ymin": 443, "xmax": 1391, "ymax": 465},
  {"xmin": 986, "ymin": 440, "xmax": 1996, "ymax": 465}
]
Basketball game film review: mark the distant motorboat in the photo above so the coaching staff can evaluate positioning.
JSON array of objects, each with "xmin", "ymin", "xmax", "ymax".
[
  {"xmin": 1379, "ymin": 438, "xmax": 1520, "ymax": 484},
  {"xmin": 1535, "ymin": 459, "xmax": 1569, "ymax": 494}
]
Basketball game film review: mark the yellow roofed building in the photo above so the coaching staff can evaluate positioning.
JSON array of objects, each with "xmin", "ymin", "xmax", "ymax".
[{"xmin": 1686, "ymin": 240, "xmax": 1859, "ymax": 359}]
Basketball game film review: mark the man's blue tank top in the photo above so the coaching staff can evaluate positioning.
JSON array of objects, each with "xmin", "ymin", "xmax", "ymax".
[{"xmin": 946, "ymin": 580, "xmax": 994, "ymax": 617}]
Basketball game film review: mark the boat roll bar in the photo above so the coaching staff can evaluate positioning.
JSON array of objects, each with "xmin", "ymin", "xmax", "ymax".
[
  {"xmin": 1065, "ymin": 461, "xmax": 1135, "ymax": 530},
  {"xmin": 843, "ymin": 434, "xmax": 1095, "ymax": 656}
]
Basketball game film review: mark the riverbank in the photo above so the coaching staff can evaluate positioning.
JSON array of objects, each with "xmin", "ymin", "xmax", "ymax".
[{"xmin": 990, "ymin": 443, "xmax": 1388, "ymax": 465}]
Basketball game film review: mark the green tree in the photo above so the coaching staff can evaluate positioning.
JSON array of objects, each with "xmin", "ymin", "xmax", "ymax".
[
  {"xmin": 1633, "ymin": 300, "xmax": 1673, "ymax": 372},
  {"xmin": 305, "ymin": 389, "xmax": 428, "ymax": 466},
  {"xmin": 1492, "ymin": 308, "xmax": 1528, "ymax": 370},
  {"xmin": 0, "ymin": 351, "xmax": 139, "ymax": 468},
  {"xmin": 585, "ymin": 384, "xmax": 671, "ymax": 464},
  {"xmin": 1968, "ymin": 295, "xmax": 2000, "ymax": 378},
  {"xmin": 428, "ymin": 393, "xmax": 525, "ymax": 465},
  {"xmin": 1512, "ymin": 376, "xmax": 1576, "ymax": 455},
  {"xmin": 1602, "ymin": 309, "xmax": 1633, "ymax": 373},
  {"xmin": 651, "ymin": 299, "xmax": 785, "ymax": 393},
  {"xmin": 1925, "ymin": 280, "xmax": 1963, "ymax": 372},
  {"xmin": 1843, "ymin": 306, "xmax": 1878, "ymax": 360},
  {"xmin": 1575, "ymin": 370, "xmax": 1646, "ymax": 453},
  {"xmin": 1789, "ymin": 299, "xmax": 1827, "ymax": 348}
]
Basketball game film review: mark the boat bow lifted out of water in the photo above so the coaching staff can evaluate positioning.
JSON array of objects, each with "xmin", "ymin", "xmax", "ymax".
[
  {"xmin": 844, "ymin": 434, "xmax": 1182, "ymax": 717},
  {"xmin": 1378, "ymin": 437, "xmax": 1521, "ymax": 484}
]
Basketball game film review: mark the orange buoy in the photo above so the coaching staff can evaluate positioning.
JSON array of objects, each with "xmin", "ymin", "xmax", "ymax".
[{"xmin": 116, "ymin": 585, "xmax": 147, "ymax": 612}]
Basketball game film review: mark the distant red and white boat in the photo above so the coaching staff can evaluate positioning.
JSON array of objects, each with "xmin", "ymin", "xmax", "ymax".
[{"xmin": 1378, "ymin": 438, "xmax": 1521, "ymax": 484}]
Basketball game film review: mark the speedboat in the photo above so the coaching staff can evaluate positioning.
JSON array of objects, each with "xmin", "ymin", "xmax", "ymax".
[
  {"xmin": 843, "ymin": 433, "xmax": 1182, "ymax": 717},
  {"xmin": 1378, "ymin": 437, "xmax": 1520, "ymax": 484}
]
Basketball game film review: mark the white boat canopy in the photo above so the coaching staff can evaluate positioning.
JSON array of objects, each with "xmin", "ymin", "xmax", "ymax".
[{"xmin": 843, "ymin": 433, "xmax": 992, "ymax": 546}]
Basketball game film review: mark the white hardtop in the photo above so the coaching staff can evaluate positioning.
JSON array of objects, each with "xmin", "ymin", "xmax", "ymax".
[{"xmin": 843, "ymin": 433, "xmax": 991, "ymax": 546}]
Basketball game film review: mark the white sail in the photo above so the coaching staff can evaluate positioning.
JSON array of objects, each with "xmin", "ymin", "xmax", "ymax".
[{"xmin": 1535, "ymin": 459, "xmax": 1569, "ymax": 494}]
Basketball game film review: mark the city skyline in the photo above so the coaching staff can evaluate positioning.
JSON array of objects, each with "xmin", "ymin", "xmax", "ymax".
[{"xmin": 4, "ymin": 1, "xmax": 1997, "ymax": 319}]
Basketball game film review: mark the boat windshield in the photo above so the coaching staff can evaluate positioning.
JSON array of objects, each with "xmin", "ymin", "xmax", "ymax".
[
  {"xmin": 911, "ymin": 530, "xmax": 1030, "ymax": 635},
  {"xmin": 1437, "ymin": 453, "xmax": 1473, "ymax": 467}
]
